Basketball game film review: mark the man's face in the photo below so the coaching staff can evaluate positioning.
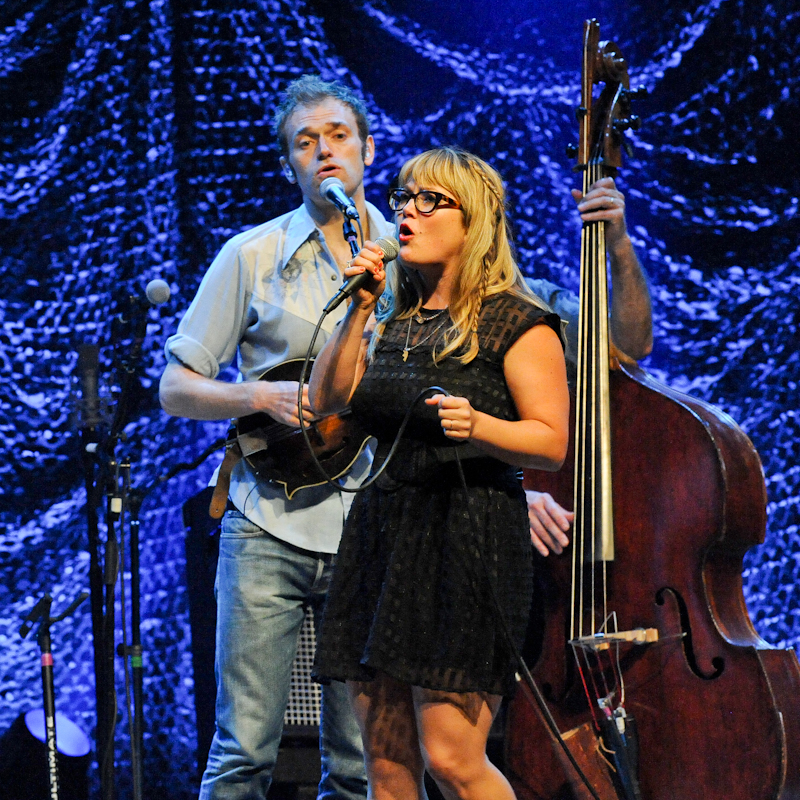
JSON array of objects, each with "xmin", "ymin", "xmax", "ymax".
[{"xmin": 280, "ymin": 98, "xmax": 374, "ymax": 209}]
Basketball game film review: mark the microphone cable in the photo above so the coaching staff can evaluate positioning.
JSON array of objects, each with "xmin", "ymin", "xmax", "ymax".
[
  {"xmin": 449, "ymin": 444, "xmax": 604, "ymax": 800},
  {"xmin": 295, "ymin": 305, "xmax": 444, "ymax": 494},
  {"xmin": 296, "ymin": 304, "xmax": 604, "ymax": 800}
]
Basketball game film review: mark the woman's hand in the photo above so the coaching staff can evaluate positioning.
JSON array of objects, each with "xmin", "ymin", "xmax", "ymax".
[
  {"xmin": 344, "ymin": 240, "xmax": 388, "ymax": 310},
  {"xmin": 425, "ymin": 393, "xmax": 477, "ymax": 440}
]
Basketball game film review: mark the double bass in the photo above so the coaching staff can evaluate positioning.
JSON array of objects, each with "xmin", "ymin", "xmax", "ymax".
[{"xmin": 505, "ymin": 19, "xmax": 800, "ymax": 800}]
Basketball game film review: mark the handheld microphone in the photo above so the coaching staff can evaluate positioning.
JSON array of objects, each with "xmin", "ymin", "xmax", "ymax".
[
  {"xmin": 324, "ymin": 235, "xmax": 400, "ymax": 313},
  {"xmin": 319, "ymin": 177, "xmax": 360, "ymax": 220}
]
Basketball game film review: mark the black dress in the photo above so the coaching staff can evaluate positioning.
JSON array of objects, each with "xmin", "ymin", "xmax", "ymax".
[{"xmin": 313, "ymin": 293, "xmax": 562, "ymax": 697}]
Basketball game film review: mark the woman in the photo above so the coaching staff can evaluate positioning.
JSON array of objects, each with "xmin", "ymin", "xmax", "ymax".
[{"xmin": 309, "ymin": 146, "xmax": 569, "ymax": 800}]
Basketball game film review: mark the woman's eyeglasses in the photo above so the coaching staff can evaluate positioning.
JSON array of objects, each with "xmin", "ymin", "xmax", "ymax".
[{"xmin": 387, "ymin": 188, "xmax": 460, "ymax": 214}]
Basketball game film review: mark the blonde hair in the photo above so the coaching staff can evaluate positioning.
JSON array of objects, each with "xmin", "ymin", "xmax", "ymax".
[{"xmin": 372, "ymin": 146, "xmax": 543, "ymax": 363}]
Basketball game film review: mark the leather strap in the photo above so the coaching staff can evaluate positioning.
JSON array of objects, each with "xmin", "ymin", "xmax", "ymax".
[{"xmin": 209, "ymin": 436, "xmax": 243, "ymax": 519}]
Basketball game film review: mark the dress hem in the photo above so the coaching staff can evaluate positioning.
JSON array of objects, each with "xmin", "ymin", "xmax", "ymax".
[{"xmin": 313, "ymin": 656, "xmax": 518, "ymax": 699}]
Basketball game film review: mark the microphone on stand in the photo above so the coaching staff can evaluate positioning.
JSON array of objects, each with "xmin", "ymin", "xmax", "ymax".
[
  {"xmin": 118, "ymin": 278, "xmax": 172, "ymax": 343},
  {"xmin": 122, "ymin": 278, "xmax": 171, "ymax": 320},
  {"xmin": 144, "ymin": 278, "xmax": 171, "ymax": 306},
  {"xmin": 107, "ymin": 277, "xmax": 173, "ymax": 381},
  {"xmin": 76, "ymin": 343, "xmax": 102, "ymax": 431},
  {"xmin": 324, "ymin": 235, "xmax": 399, "ymax": 313},
  {"xmin": 320, "ymin": 177, "xmax": 360, "ymax": 220}
]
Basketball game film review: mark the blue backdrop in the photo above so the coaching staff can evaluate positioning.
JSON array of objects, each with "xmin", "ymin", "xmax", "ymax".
[{"xmin": 1, "ymin": 1, "xmax": 798, "ymax": 797}]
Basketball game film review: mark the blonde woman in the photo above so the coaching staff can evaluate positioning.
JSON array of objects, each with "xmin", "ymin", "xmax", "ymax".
[{"xmin": 309, "ymin": 146, "xmax": 569, "ymax": 800}]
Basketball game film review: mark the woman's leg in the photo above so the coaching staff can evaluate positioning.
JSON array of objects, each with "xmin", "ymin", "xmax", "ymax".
[
  {"xmin": 347, "ymin": 674, "xmax": 428, "ymax": 800},
  {"xmin": 412, "ymin": 688, "xmax": 516, "ymax": 800}
]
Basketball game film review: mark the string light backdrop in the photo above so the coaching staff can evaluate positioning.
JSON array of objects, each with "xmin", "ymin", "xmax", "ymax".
[{"xmin": 1, "ymin": 0, "xmax": 797, "ymax": 796}]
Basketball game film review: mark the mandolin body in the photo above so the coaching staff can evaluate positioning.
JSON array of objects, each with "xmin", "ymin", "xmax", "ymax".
[{"xmin": 235, "ymin": 358, "xmax": 371, "ymax": 499}]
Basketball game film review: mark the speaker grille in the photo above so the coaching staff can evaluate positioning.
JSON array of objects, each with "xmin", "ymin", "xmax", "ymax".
[{"xmin": 284, "ymin": 605, "xmax": 321, "ymax": 727}]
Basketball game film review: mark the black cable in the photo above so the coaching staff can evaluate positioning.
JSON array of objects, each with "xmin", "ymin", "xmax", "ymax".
[
  {"xmin": 295, "ymin": 308, "xmax": 446, "ymax": 494},
  {"xmin": 296, "ymin": 303, "xmax": 603, "ymax": 798},
  {"xmin": 451, "ymin": 447, "xmax": 604, "ymax": 800},
  {"xmin": 155, "ymin": 436, "xmax": 227, "ymax": 486}
]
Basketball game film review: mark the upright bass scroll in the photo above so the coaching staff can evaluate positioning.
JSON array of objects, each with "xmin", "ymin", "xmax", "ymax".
[{"xmin": 505, "ymin": 17, "xmax": 800, "ymax": 800}]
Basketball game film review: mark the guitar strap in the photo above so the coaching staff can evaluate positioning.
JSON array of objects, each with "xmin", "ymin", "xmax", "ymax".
[{"xmin": 209, "ymin": 429, "xmax": 243, "ymax": 519}]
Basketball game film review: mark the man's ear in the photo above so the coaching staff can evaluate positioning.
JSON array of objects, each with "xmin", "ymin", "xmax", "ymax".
[
  {"xmin": 363, "ymin": 135, "xmax": 375, "ymax": 167},
  {"xmin": 279, "ymin": 156, "xmax": 296, "ymax": 184}
]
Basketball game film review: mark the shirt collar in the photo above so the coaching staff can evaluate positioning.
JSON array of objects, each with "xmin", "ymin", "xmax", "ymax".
[
  {"xmin": 283, "ymin": 204, "xmax": 319, "ymax": 265},
  {"xmin": 282, "ymin": 200, "xmax": 391, "ymax": 267}
]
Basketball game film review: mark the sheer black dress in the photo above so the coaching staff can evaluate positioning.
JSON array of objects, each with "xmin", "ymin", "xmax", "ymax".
[{"xmin": 313, "ymin": 292, "xmax": 562, "ymax": 697}]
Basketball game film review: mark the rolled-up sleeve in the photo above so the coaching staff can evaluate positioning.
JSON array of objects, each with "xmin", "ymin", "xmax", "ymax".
[
  {"xmin": 526, "ymin": 276, "xmax": 578, "ymax": 365},
  {"xmin": 165, "ymin": 237, "xmax": 254, "ymax": 379}
]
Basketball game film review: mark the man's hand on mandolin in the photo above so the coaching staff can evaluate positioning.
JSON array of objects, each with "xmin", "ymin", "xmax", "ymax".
[{"xmin": 260, "ymin": 380, "xmax": 317, "ymax": 428}]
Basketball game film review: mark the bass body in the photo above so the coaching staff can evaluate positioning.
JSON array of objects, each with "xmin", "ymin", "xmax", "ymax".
[{"xmin": 506, "ymin": 360, "xmax": 800, "ymax": 800}]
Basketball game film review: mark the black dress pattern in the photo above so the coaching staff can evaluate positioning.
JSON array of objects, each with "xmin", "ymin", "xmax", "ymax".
[{"xmin": 313, "ymin": 293, "xmax": 562, "ymax": 697}]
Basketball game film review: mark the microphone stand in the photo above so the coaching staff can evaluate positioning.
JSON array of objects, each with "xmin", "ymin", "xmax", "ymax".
[
  {"xmin": 77, "ymin": 290, "xmax": 159, "ymax": 800},
  {"xmin": 20, "ymin": 591, "xmax": 90, "ymax": 800},
  {"xmin": 76, "ymin": 343, "xmax": 114, "ymax": 800},
  {"xmin": 97, "ymin": 294, "xmax": 149, "ymax": 800},
  {"xmin": 342, "ymin": 216, "xmax": 361, "ymax": 259},
  {"xmin": 99, "ymin": 451, "xmax": 121, "ymax": 800},
  {"xmin": 119, "ymin": 481, "xmax": 145, "ymax": 800}
]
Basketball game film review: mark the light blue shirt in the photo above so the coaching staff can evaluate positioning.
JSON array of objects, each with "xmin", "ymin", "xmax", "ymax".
[
  {"xmin": 166, "ymin": 202, "xmax": 394, "ymax": 553},
  {"xmin": 526, "ymin": 276, "xmax": 579, "ymax": 366}
]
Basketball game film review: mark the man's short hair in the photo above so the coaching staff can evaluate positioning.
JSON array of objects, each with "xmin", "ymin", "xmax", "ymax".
[{"xmin": 273, "ymin": 74, "xmax": 371, "ymax": 158}]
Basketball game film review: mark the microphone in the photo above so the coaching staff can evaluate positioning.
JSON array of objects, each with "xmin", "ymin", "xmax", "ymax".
[
  {"xmin": 76, "ymin": 343, "xmax": 102, "ymax": 430},
  {"xmin": 319, "ymin": 177, "xmax": 360, "ymax": 220},
  {"xmin": 119, "ymin": 279, "xmax": 172, "ymax": 328},
  {"xmin": 145, "ymin": 278, "xmax": 171, "ymax": 305},
  {"xmin": 324, "ymin": 235, "xmax": 400, "ymax": 313},
  {"xmin": 114, "ymin": 278, "xmax": 172, "ymax": 366}
]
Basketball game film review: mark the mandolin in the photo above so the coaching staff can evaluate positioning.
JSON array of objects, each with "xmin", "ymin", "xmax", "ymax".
[{"xmin": 234, "ymin": 358, "xmax": 371, "ymax": 499}]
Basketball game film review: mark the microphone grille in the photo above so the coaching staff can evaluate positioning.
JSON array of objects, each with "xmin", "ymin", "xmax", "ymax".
[
  {"xmin": 77, "ymin": 342, "xmax": 100, "ymax": 372},
  {"xmin": 374, "ymin": 235, "xmax": 400, "ymax": 263},
  {"xmin": 145, "ymin": 278, "xmax": 171, "ymax": 305},
  {"xmin": 319, "ymin": 176, "xmax": 345, "ymax": 197}
]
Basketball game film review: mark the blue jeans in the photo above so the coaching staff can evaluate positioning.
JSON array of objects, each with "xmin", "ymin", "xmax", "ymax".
[{"xmin": 199, "ymin": 510, "xmax": 367, "ymax": 800}]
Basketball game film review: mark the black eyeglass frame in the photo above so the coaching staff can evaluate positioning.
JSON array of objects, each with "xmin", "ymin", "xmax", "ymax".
[{"xmin": 387, "ymin": 188, "xmax": 461, "ymax": 214}]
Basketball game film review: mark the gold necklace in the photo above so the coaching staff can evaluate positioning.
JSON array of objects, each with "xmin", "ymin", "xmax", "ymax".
[{"xmin": 402, "ymin": 308, "xmax": 448, "ymax": 362}]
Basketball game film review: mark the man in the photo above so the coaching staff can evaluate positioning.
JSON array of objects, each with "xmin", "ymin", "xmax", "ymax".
[
  {"xmin": 526, "ymin": 176, "xmax": 653, "ymax": 557},
  {"xmin": 160, "ymin": 75, "xmax": 393, "ymax": 800}
]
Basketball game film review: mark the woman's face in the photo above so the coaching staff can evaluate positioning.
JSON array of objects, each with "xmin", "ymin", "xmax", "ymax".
[{"xmin": 394, "ymin": 181, "xmax": 467, "ymax": 278}]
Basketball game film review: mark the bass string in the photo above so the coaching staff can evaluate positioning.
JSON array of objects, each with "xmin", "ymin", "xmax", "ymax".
[{"xmin": 571, "ymin": 157, "xmax": 614, "ymax": 643}]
